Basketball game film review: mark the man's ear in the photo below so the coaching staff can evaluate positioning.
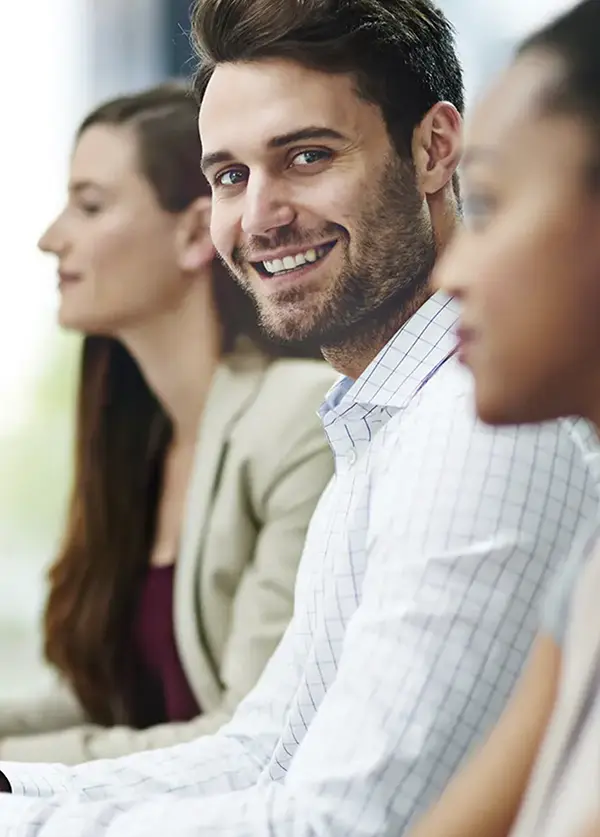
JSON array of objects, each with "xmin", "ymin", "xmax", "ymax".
[
  {"xmin": 412, "ymin": 102, "xmax": 462, "ymax": 196},
  {"xmin": 175, "ymin": 196, "xmax": 216, "ymax": 272}
]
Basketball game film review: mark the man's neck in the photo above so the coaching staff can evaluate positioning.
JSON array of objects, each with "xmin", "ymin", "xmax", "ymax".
[{"xmin": 322, "ymin": 287, "xmax": 433, "ymax": 380}]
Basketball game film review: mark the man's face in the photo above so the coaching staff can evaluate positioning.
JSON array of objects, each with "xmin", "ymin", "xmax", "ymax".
[{"xmin": 199, "ymin": 58, "xmax": 436, "ymax": 351}]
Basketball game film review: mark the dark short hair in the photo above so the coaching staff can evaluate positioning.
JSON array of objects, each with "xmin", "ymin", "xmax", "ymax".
[
  {"xmin": 191, "ymin": 0, "xmax": 464, "ymax": 158},
  {"xmin": 519, "ymin": 0, "xmax": 600, "ymax": 179}
]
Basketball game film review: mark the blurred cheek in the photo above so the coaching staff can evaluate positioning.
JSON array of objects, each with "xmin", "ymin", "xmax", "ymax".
[
  {"xmin": 87, "ymin": 228, "xmax": 158, "ymax": 300},
  {"xmin": 465, "ymin": 221, "xmax": 537, "ymax": 320},
  {"xmin": 84, "ymin": 215, "xmax": 129, "ymax": 264},
  {"xmin": 476, "ymin": 258, "xmax": 560, "ymax": 408}
]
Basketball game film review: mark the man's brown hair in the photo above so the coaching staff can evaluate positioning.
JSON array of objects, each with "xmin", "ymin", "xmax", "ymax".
[{"xmin": 191, "ymin": 0, "xmax": 464, "ymax": 158}]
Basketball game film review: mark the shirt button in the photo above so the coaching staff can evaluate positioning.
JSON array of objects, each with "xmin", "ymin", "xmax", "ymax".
[{"xmin": 347, "ymin": 449, "xmax": 357, "ymax": 466}]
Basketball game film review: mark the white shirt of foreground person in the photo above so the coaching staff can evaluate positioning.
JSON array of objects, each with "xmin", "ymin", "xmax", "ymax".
[{"xmin": 0, "ymin": 292, "xmax": 598, "ymax": 837}]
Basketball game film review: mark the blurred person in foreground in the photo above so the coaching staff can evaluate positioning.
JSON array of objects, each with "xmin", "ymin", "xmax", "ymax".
[
  {"xmin": 408, "ymin": 2, "xmax": 600, "ymax": 837},
  {"xmin": 0, "ymin": 1, "xmax": 597, "ymax": 835},
  {"xmin": 0, "ymin": 82, "xmax": 335, "ymax": 765}
]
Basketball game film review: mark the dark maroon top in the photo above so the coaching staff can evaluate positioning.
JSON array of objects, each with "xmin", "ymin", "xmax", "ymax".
[{"xmin": 129, "ymin": 564, "xmax": 200, "ymax": 726}]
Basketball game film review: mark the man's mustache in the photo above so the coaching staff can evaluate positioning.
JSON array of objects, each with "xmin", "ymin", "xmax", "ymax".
[{"xmin": 232, "ymin": 223, "xmax": 346, "ymax": 266}]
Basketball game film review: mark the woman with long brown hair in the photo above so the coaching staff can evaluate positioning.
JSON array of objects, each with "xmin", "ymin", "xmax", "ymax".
[{"xmin": 0, "ymin": 82, "xmax": 335, "ymax": 764}]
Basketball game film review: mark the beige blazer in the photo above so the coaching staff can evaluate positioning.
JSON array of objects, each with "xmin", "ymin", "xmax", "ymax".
[
  {"xmin": 0, "ymin": 344, "xmax": 336, "ymax": 764},
  {"xmin": 510, "ymin": 545, "xmax": 600, "ymax": 837}
]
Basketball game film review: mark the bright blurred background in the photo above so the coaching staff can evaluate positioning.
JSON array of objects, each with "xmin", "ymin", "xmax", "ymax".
[{"xmin": 0, "ymin": 0, "xmax": 576, "ymax": 698}]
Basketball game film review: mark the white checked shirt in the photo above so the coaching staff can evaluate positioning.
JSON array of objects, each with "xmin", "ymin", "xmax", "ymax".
[{"xmin": 1, "ymin": 293, "xmax": 599, "ymax": 837}]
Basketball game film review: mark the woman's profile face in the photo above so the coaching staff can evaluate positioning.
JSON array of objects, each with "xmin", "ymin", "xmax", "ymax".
[
  {"xmin": 435, "ymin": 51, "xmax": 600, "ymax": 427},
  {"xmin": 39, "ymin": 124, "xmax": 188, "ymax": 336}
]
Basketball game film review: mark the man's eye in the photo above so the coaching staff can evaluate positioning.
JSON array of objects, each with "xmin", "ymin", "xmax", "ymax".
[
  {"xmin": 216, "ymin": 168, "xmax": 247, "ymax": 187},
  {"xmin": 291, "ymin": 149, "xmax": 332, "ymax": 167}
]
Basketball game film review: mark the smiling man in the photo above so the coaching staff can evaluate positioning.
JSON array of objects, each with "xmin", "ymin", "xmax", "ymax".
[
  {"xmin": 199, "ymin": 46, "xmax": 443, "ymax": 374},
  {"xmin": 0, "ymin": 1, "xmax": 597, "ymax": 836}
]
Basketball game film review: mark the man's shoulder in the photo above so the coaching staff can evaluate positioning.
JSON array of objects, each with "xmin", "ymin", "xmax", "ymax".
[
  {"xmin": 367, "ymin": 357, "xmax": 597, "ymax": 549},
  {"xmin": 379, "ymin": 354, "xmax": 593, "ymax": 473}
]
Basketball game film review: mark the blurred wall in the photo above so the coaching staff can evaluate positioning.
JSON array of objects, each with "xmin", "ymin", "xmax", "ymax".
[
  {"xmin": 0, "ymin": 0, "xmax": 92, "ymax": 697},
  {"xmin": 167, "ymin": 0, "xmax": 196, "ymax": 78},
  {"xmin": 91, "ymin": 0, "xmax": 168, "ymax": 101}
]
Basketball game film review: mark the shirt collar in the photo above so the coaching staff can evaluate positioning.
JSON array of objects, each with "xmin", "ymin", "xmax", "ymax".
[{"xmin": 320, "ymin": 291, "xmax": 459, "ymax": 418}]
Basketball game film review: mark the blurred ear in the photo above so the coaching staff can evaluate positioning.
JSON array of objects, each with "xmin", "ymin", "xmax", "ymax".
[
  {"xmin": 175, "ymin": 195, "xmax": 215, "ymax": 273},
  {"xmin": 412, "ymin": 102, "xmax": 462, "ymax": 196}
]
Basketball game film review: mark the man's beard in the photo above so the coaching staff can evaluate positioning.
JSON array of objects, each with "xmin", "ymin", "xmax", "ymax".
[{"xmin": 226, "ymin": 155, "xmax": 437, "ymax": 355}]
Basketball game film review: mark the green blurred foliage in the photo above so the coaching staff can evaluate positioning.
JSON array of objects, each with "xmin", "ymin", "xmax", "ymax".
[{"xmin": 0, "ymin": 330, "xmax": 81, "ymax": 555}]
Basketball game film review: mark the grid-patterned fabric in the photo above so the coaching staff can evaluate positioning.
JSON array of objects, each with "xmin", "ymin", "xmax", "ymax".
[{"xmin": 0, "ymin": 292, "xmax": 599, "ymax": 837}]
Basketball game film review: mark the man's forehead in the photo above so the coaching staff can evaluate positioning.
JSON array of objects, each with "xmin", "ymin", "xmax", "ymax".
[{"xmin": 199, "ymin": 58, "xmax": 371, "ymax": 150}]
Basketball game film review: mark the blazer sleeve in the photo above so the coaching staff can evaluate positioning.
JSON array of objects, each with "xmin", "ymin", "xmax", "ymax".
[
  {"xmin": 0, "ymin": 365, "xmax": 335, "ymax": 766},
  {"xmin": 216, "ymin": 389, "xmax": 335, "ymax": 712},
  {"xmin": 0, "ymin": 712, "xmax": 230, "ymax": 765}
]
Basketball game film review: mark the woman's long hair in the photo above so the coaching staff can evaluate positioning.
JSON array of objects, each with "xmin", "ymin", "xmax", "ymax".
[{"xmin": 44, "ymin": 83, "xmax": 321, "ymax": 726}]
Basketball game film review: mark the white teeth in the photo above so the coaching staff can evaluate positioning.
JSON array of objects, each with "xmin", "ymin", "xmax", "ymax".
[{"xmin": 261, "ymin": 244, "xmax": 331, "ymax": 274}]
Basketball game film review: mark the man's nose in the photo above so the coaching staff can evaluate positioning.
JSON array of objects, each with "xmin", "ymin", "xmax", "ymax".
[{"xmin": 241, "ymin": 174, "xmax": 296, "ymax": 236}]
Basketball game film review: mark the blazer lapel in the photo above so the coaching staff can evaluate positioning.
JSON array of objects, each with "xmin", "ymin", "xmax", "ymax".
[{"xmin": 174, "ymin": 345, "xmax": 270, "ymax": 708}]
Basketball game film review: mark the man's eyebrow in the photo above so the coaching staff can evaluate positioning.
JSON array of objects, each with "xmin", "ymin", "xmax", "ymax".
[
  {"xmin": 201, "ymin": 150, "xmax": 234, "ymax": 173},
  {"xmin": 267, "ymin": 126, "xmax": 347, "ymax": 148},
  {"xmin": 201, "ymin": 126, "xmax": 348, "ymax": 173}
]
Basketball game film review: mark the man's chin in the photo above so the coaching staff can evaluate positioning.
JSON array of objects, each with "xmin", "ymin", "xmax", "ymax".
[
  {"xmin": 258, "ymin": 304, "xmax": 324, "ymax": 347},
  {"xmin": 262, "ymin": 317, "xmax": 316, "ymax": 344}
]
